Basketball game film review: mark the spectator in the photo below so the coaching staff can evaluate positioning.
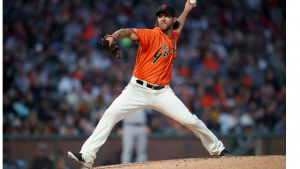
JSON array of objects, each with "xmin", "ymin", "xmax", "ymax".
[
  {"xmin": 58, "ymin": 72, "xmax": 82, "ymax": 94},
  {"xmin": 274, "ymin": 112, "xmax": 286, "ymax": 133},
  {"xmin": 30, "ymin": 143, "xmax": 54, "ymax": 169},
  {"xmin": 218, "ymin": 109, "xmax": 239, "ymax": 134},
  {"xmin": 3, "ymin": 144, "xmax": 28, "ymax": 169}
]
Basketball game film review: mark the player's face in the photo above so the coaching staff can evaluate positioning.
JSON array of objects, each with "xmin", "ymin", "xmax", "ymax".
[{"xmin": 157, "ymin": 12, "xmax": 173, "ymax": 31}]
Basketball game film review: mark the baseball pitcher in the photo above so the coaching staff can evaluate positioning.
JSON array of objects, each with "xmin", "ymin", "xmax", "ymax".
[{"xmin": 68, "ymin": 1, "xmax": 232, "ymax": 168}]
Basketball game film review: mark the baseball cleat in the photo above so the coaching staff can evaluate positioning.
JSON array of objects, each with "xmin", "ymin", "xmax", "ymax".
[
  {"xmin": 68, "ymin": 151, "xmax": 92, "ymax": 168},
  {"xmin": 219, "ymin": 148, "xmax": 233, "ymax": 157}
]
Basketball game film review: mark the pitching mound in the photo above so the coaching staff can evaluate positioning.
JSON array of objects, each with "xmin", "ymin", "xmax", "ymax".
[{"xmin": 91, "ymin": 155, "xmax": 285, "ymax": 169}]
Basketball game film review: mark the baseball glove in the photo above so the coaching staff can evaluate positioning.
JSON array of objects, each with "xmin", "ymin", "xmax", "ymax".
[{"xmin": 101, "ymin": 34, "xmax": 124, "ymax": 59}]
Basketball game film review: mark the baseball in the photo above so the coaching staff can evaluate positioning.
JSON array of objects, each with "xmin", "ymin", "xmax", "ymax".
[{"xmin": 190, "ymin": 0, "xmax": 197, "ymax": 4}]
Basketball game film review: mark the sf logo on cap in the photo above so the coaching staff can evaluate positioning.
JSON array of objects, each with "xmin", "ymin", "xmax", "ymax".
[{"xmin": 162, "ymin": 5, "xmax": 167, "ymax": 9}]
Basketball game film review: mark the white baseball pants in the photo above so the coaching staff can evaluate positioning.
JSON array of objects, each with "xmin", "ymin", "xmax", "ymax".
[{"xmin": 80, "ymin": 76, "xmax": 225, "ymax": 166}]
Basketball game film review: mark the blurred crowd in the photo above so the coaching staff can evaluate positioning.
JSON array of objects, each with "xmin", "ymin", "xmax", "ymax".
[
  {"xmin": 3, "ymin": 0, "xmax": 286, "ymax": 136},
  {"xmin": 4, "ymin": 142, "xmax": 73, "ymax": 169}
]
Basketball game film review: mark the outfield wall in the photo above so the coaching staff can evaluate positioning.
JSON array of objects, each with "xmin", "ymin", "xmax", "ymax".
[{"xmin": 3, "ymin": 133, "xmax": 285, "ymax": 168}]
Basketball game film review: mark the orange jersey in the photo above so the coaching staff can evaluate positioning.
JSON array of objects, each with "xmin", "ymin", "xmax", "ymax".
[{"xmin": 131, "ymin": 27, "xmax": 179, "ymax": 86}]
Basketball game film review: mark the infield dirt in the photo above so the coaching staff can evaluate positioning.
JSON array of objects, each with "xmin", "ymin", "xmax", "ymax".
[{"xmin": 90, "ymin": 155, "xmax": 285, "ymax": 169}]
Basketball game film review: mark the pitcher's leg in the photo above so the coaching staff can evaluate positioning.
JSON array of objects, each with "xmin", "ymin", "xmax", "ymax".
[
  {"xmin": 153, "ymin": 92, "xmax": 224, "ymax": 155},
  {"xmin": 80, "ymin": 89, "xmax": 150, "ymax": 166}
]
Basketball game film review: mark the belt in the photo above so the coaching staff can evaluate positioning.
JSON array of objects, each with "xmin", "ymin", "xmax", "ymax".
[
  {"xmin": 125, "ymin": 123, "xmax": 145, "ymax": 126},
  {"xmin": 136, "ymin": 79, "xmax": 165, "ymax": 90}
]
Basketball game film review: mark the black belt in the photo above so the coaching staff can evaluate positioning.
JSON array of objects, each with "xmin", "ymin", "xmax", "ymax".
[
  {"xmin": 125, "ymin": 123, "xmax": 146, "ymax": 126},
  {"xmin": 136, "ymin": 79, "xmax": 165, "ymax": 90}
]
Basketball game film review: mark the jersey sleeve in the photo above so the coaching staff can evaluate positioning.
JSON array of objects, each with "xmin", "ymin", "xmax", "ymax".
[
  {"xmin": 173, "ymin": 30, "xmax": 180, "ymax": 42},
  {"xmin": 130, "ymin": 28, "xmax": 156, "ymax": 49}
]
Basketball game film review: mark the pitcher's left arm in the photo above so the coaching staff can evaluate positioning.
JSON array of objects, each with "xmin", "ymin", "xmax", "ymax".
[{"xmin": 176, "ymin": 0, "xmax": 197, "ymax": 34}]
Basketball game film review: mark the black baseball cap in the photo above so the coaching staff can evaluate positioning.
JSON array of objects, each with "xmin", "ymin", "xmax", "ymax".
[{"xmin": 155, "ymin": 4, "xmax": 176, "ymax": 17}]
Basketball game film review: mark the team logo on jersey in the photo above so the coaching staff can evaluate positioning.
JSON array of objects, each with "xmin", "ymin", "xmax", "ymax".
[{"xmin": 152, "ymin": 44, "xmax": 170, "ymax": 64}]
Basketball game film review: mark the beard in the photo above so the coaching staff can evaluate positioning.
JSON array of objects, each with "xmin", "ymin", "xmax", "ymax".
[{"xmin": 159, "ymin": 22, "xmax": 172, "ymax": 31}]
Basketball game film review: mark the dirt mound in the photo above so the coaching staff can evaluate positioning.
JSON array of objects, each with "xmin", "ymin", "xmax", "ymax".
[{"xmin": 92, "ymin": 155, "xmax": 285, "ymax": 169}]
